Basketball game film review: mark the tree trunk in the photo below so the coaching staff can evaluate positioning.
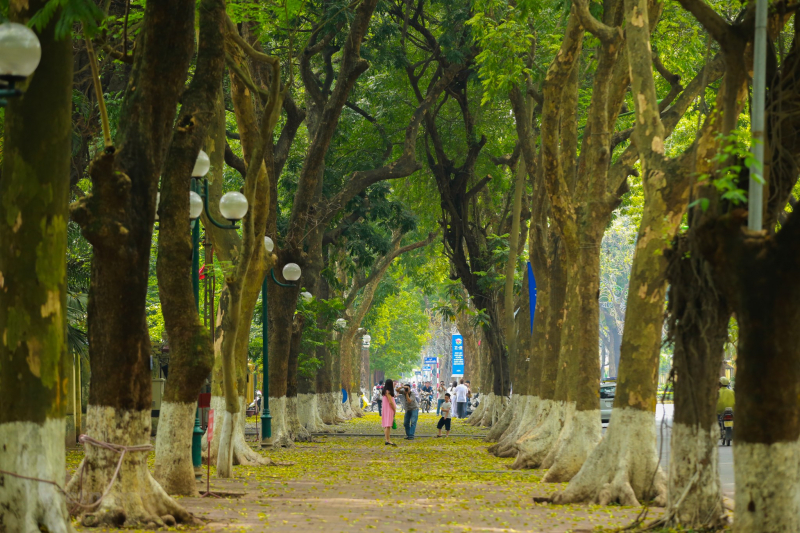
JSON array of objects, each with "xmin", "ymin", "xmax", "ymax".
[
  {"xmin": 265, "ymin": 272, "xmax": 302, "ymax": 447},
  {"xmin": 0, "ymin": 4, "xmax": 73, "ymax": 529},
  {"xmin": 512, "ymin": 236, "xmax": 568, "ymax": 469},
  {"xmin": 154, "ymin": 0, "xmax": 225, "ymax": 494},
  {"xmin": 66, "ymin": 0, "xmax": 197, "ymax": 526},
  {"xmin": 659, "ymin": 235, "xmax": 728, "ymax": 528}
]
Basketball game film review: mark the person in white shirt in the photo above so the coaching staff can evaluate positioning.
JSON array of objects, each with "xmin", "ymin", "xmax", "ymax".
[
  {"xmin": 436, "ymin": 393, "xmax": 452, "ymax": 437},
  {"xmin": 454, "ymin": 379, "xmax": 469, "ymax": 418}
]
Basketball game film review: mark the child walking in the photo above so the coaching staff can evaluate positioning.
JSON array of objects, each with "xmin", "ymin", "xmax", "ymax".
[
  {"xmin": 436, "ymin": 393, "xmax": 452, "ymax": 437},
  {"xmin": 381, "ymin": 378, "xmax": 398, "ymax": 446}
]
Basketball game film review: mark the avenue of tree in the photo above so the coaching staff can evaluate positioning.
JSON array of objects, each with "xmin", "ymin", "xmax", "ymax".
[{"xmin": 1, "ymin": 0, "xmax": 799, "ymax": 531}]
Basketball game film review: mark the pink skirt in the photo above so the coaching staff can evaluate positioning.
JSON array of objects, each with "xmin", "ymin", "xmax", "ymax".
[{"xmin": 381, "ymin": 396, "xmax": 395, "ymax": 428}]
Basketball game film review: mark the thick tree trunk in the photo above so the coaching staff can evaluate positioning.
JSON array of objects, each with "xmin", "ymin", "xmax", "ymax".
[
  {"xmin": 0, "ymin": 5, "xmax": 73, "ymax": 529},
  {"xmin": 697, "ymin": 212, "xmax": 800, "ymax": 532},
  {"xmin": 154, "ymin": 0, "xmax": 225, "ymax": 494},
  {"xmin": 67, "ymin": 0, "xmax": 197, "ymax": 525},
  {"xmin": 540, "ymin": 241, "xmax": 603, "ymax": 483},
  {"xmin": 660, "ymin": 236, "xmax": 728, "ymax": 528},
  {"xmin": 265, "ymin": 274, "xmax": 302, "ymax": 447}
]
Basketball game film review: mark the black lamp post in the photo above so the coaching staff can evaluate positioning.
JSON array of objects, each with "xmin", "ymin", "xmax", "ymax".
[{"xmin": 176, "ymin": 150, "xmax": 249, "ymax": 470}]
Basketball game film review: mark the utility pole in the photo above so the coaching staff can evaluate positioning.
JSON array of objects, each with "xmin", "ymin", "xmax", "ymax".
[{"xmin": 748, "ymin": 0, "xmax": 768, "ymax": 231}]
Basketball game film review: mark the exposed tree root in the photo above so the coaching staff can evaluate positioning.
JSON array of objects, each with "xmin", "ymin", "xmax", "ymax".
[
  {"xmin": 552, "ymin": 407, "xmax": 666, "ymax": 505},
  {"xmin": 541, "ymin": 407, "xmax": 600, "ymax": 482},
  {"xmin": 65, "ymin": 407, "xmax": 194, "ymax": 529},
  {"xmin": 511, "ymin": 399, "xmax": 565, "ymax": 469},
  {"xmin": 204, "ymin": 396, "xmax": 275, "ymax": 463},
  {"xmin": 490, "ymin": 396, "xmax": 539, "ymax": 457},
  {"xmin": 317, "ymin": 392, "xmax": 348, "ymax": 425},
  {"xmin": 0, "ymin": 419, "xmax": 74, "ymax": 533},
  {"xmin": 485, "ymin": 394, "xmax": 520, "ymax": 442},
  {"xmin": 468, "ymin": 393, "xmax": 488, "ymax": 425}
]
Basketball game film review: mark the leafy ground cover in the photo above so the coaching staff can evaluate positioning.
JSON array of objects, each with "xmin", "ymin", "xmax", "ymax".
[{"xmin": 70, "ymin": 413, "xmax": 667, "ymax": 532}]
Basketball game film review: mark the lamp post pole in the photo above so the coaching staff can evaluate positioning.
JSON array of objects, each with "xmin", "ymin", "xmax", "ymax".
[
  {"xmin": 260, "ymin": 275, "xmax": 271, "ymax": 439},
  {"xmin": 190, "ymin": 179, "xmax": 204, "ymax": 471},
  {"xmin": 188, "ymin": 169, "xmax": 247, "ymax": 470}
]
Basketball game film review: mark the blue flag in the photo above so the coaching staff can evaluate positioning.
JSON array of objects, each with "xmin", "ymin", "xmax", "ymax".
[{"xmin": 527, "ymin": 262, "xmax": 537, "ymax": 334}]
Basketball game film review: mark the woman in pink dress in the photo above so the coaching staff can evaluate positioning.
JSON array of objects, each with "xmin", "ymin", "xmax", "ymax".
[{"xmin": 381, "ymin": 378, "xmax": 398, "ymax": 446}]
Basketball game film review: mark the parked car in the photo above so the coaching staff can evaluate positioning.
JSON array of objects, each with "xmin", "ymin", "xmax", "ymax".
[{"xmin": 600, "ymin": 381, "xmax": 616, "ymax": 422}]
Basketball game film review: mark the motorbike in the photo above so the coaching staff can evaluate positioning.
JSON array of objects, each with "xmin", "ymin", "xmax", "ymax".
[
  {"xmin": 718, "ymin": 407, "xmax": 733, "ymax": 446},
  {"xmin": 420, "ymin": 392, "xmax": 433, "ymax": 413}
]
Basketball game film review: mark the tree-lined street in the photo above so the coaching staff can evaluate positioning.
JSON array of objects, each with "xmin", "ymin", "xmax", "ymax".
[{"xmin": 2, "ymin": 0, "xmax": 797, "ymax": 531}]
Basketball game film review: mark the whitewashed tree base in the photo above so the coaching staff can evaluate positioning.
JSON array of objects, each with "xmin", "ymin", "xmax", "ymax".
[
  {"xmin": 734, "ymin": 439, "xmax": 800, "ymax": 533},
  {"xmin": 467, "ymin": 392, "xmax": 488, "ymax": 425},
  {"xmin": 492, "ymin": 396, "xmax": 539, "ymax": 457},
  {"xmin": 542, "ymin": 407, "xmax": 601, "ymax": 482},
  {"xmin": 65, "ymin": 406, "xmax": 191, "ymax": 528},
  {"xmin": 349, "ymin": 395, "xmax": 365, "ymax": 418},
  {"xmin": 316, "ymin": 392, "xmax": 348, "ymax": 428},
  {"xmin": 285, "ymin": 396, "xmax": 311, "ymax": 442},
  {"xmin": 660, "ymin": 422, "xmax": 725, "ymax": 529},
  {"xmin": 298, "ymin": 393, "xmax": 330, "ymax": 432},
  {"xmin": 154, "ymin": 401, "xmax": 198, "ymax": 495},
  {"xmin": 203, "ymin": 396, "xmax": 272, "ymax": 466},
  {"xmin": 512, "ymin": 399, "xmax": 565, "ymax": 469},
  {"xmin": 262, "ymin": 396, "xmax": 294, "ymax": 448},
  {"xmin": 553, "ymin": 407, "xmax": 666, "ymax": 505},
  {"xmin": 480, "ymin": 394, "xmax": 507, "ymax": 427},
  {"xmin": 486, "ymin": 394, "xmax": 523, "ymax": 442},
  {"xmin": 0, "ymin": 419, "xmax": 73, "ymax": 533}
]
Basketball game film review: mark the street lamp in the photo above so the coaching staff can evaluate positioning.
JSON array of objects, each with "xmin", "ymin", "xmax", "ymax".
[
  {"xmin": 0, "ymin": 22, "xmax": 41, "ymax": 106},
  {"xmin": 189, "ymin": 150, "xmax": 248, "ymax": 470},
  {"xmin": 301, "ymin": 291, "xmax": 313, "ymax": 303},
  {"xmin": 261, "ymin": 256, "xmax": 301, "ymax": 443},
  {"xmin": 335, "ymin": 318, "xmax": 347, "ymax": 330}
]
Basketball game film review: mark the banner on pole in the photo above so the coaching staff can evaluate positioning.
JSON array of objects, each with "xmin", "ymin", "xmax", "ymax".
[
  {"xmin": 207, "ymin": 409, "xmax": 215, "ymax": 444},
  {"xmin": 452, "ymin": 334, "xmax": 464, "ymax": 376},
  {"xmin": 527, "ymin": 261, "xmax": 537, "ymax": 333}
]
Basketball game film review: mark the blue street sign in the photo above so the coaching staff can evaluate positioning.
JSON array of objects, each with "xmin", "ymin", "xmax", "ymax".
[
  {"xmin": 422, "ymin": 365, "xmax": 431, "ymax": 371},
  {"xmin": 424, "ymin": 356, "xmax": 438, "ymax": 365},
  {"xmin": 452, "ymin": 334, "xmax": 464, "ymax": 376}
]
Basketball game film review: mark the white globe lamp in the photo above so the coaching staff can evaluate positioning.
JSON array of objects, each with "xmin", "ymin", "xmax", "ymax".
[
  {"xmin": 0, "ymin": 22, "xmax": 41, "ymax": 79},
  {"xmin": 282, "ymin": 263, "xmax": 301, "ymax": 281},
  {"xmin": 192, "ymin": 150, "xmax": 211, "ymax": 177},
  {"xmin": 301, "ymin": 291, "xmax": 313, "ymax": 302},
  {"xmin": 335, "ymin": 318, "xmax": 346, "ymax": 329},
  {"xmin": 219, "ymin": 191, "xmax": 248, "ymax": 221},
  {"xmin": 264, "ymin": 236, "xmax": 275, "ymax": 252},
  {"xmin": 189, "ymin": 191, "xmax": 203, "ymax": 220}
]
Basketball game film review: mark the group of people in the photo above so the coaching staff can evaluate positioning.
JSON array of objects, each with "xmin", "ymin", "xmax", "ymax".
[{"xmin": 372, "ymin": 377, "xmax": 471, "ymax": 446}]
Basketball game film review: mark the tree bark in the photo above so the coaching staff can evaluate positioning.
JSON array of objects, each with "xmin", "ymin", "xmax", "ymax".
[
  {"xmin": 67, "ymin": 0, "xmax": 198, "ymax": 525},
  {"xmin": 0, "ymin": 4, "xmax": 73, "ymax": 530},
  {"xmin": 155, "ymin": 0, "xmax": 225, "ymax": 496}
]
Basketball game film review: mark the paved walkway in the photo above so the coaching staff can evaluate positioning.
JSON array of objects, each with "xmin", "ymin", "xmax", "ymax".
[
  {"xmin": 188, "ymin": 414, "xmax": 658, "ymax": 531},
  {"xmin": 71, "ymin": 413, "xmax": 663, "ymax": 532}
]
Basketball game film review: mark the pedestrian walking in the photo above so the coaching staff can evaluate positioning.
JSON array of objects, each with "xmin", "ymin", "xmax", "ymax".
[
  {"xmin": 396, "ymin": 382, "xmax": 420, "ymax": 440},
  {"xmin": 436, "ymin": 393, "xmax": 452, "ymax": 437},
  {"xmin": 381, "ymin": 379, "xmax": 397, "ymax": 446},
  {"xmin": 454, "ymin": 379, "xmax": 469, "ymax": 419},
  {"xmin": 436, "ymin": 381, "xmax": 447, "ymax": 415},
  {"xmin": 375, "ymin": 380, "xmax": 384, "ymax": 415}
]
